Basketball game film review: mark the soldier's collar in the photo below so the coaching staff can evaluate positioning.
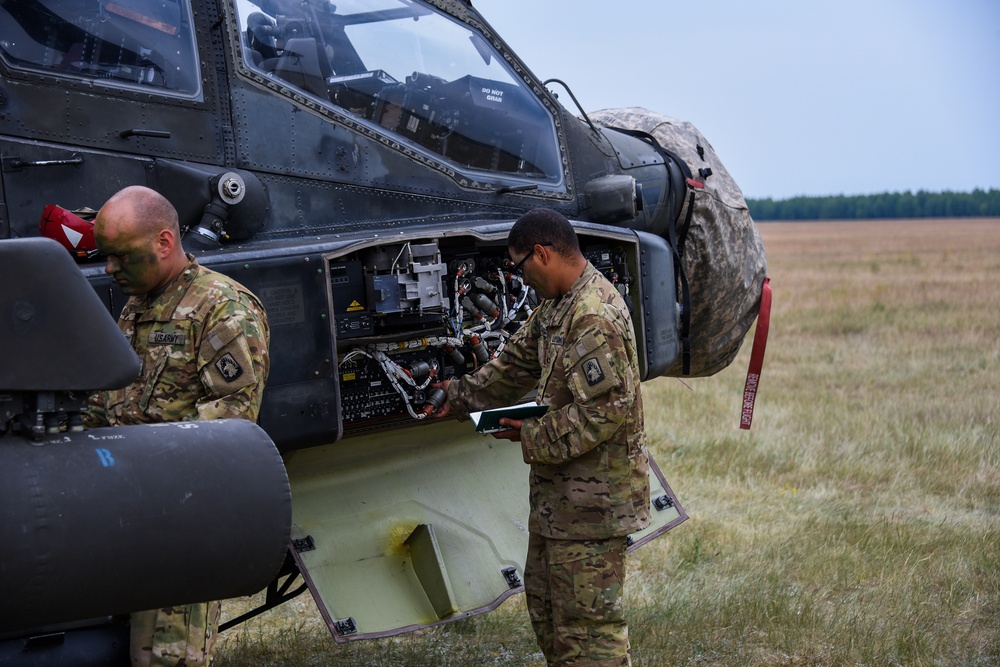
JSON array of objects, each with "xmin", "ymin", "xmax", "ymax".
[{"xmin": 546, "ymin": 263, "xmax": 598, "ymax": 326}]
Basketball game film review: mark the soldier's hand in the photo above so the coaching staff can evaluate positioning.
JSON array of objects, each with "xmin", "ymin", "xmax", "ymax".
[
  {"xmin": 429, "ymin": 379, "xmax": 452, "ymax": 417},
  {"xmin": 491, "ymin": 417, "xmax": 522, "ymax": 442}
]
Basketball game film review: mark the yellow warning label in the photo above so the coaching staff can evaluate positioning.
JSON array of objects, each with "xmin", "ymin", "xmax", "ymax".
[{"xmin": 347, "ymin": 300, "xmax": 364, "ymax": 312}]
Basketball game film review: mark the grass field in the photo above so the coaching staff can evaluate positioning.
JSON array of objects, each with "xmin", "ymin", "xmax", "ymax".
[{"xmin": 216, "ymin": 219, "xmax": 1000, "ymax": 666}]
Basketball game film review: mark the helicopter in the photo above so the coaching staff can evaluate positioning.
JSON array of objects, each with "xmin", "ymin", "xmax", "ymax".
[{"xmin": 0, "ymin": 0, "xmax": 700, "ymax": 660}]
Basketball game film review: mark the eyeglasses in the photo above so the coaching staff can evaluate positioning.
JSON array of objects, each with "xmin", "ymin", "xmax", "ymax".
[{"xmin": 511, "ymin": 242, "xmax": 552, "ymax": 273}]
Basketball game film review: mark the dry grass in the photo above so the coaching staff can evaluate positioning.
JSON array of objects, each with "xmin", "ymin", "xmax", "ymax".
[{"xmin": 216, "ymin": 219, "xmax": 1000, "ymax": 666}]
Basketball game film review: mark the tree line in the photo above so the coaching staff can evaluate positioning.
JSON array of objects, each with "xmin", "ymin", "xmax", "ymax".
[{"xmin": 746, "ymin": 188, "xmax": 1000, "ymax": 221}]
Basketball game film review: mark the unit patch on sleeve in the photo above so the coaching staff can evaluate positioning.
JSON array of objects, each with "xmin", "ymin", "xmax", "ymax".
[
  {"xmin": 582, "ymin": 356, "xmax": 606, "ymax": 386},
  {"xmin": 215, "ymin": 352, "xmax": 244, "ymax": 382}
]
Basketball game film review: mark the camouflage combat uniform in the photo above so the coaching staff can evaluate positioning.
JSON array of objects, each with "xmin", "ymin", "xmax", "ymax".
[
  {"xmin": 447, "ymin": 263, "xmax": 649, "ymax": 667},
  {"xmin": 86, "ymin": 256, "xmax": 270, "ymax": 667}
]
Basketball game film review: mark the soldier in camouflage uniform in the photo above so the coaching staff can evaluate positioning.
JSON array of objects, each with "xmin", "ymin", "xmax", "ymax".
[
  {"xmin": 84, "ymin": 186, "xmax": 270, "ymax": 667},
  {"xmin": 437, "ymin": 208, "xmax": 649, "ymax": 667}
]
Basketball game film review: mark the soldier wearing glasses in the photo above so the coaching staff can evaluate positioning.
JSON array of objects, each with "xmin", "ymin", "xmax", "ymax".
[{"xmin": 435, "ymin": 208, "xmax": 649, "ymax": 667}]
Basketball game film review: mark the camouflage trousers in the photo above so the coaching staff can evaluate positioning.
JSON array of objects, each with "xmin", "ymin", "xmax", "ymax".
[
  {"xmin": 524, "ymin": 533, "xmax": 631, "ymax": 667},
  {"xmin": 130, "ymin": 601, "xmax": 221, "ymax": 667}
]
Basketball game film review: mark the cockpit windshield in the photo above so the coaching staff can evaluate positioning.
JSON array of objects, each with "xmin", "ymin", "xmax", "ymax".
[
  {"xmin": 235, "ymin": 0, "xmax": 562, "ymax": 183},
  {"xmin": 0, "ymin": 0, "xmax": 201, "ymax": 98}
]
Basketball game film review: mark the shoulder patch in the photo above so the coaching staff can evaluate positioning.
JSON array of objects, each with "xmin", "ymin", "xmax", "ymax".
[
  {"xmin": 215, "ymin": 353, "xmax": 244, "ymax": 382},
  {"xmin": 582, "ymin": 356, "xmax": 606, "ymax": 386}
]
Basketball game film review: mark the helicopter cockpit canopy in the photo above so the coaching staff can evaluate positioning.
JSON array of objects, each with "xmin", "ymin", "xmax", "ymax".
[
  {"xmin": 234, "ymin": 0, "xmax": 563, "ymax": 185},
  {"xmin": 0, "ymin": 0, "xmax": 201, "ymax": 98}
]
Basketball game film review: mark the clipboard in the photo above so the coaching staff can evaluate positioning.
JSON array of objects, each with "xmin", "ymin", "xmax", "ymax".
[{"xmin": 470, "ymin": 402, "xmax": 548, "ymax": 434}]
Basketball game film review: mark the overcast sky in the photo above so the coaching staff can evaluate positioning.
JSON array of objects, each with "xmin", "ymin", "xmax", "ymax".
[{"xmin": 472, "ymin": 0, "xmax": 1000, "ymax": 200}]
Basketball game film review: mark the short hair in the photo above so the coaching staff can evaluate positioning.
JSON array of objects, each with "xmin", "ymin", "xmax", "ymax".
[
  {"xmin": 507, "ymin": 208, "xmax": 580, "ymax": 257},
  {"xmin": 101, "ymin": 185, "xmax": 180, "ymax": 242},
  {"xmin": 131, "ymin": 187, "xmax": 180, "ymax": 238}
]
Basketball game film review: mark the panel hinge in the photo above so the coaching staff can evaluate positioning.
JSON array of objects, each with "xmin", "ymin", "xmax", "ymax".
[
  {"xmin": 292, "ymin": 535, "xmax": 316, "ymax": 552},
  {"xmin": 333, "ymin": 617, "xmax": 357, "ymax": 636},
  {"xmin": 653, "ymin": 494, "xmax": 674, "ymax": 511},
  {"xmin": 501, "ymin": 567, "xmax": 522, "ymax": 589}
]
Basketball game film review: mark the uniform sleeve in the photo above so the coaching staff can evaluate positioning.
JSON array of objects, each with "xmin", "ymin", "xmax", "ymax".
[
  {"xmin": 447, "ymin": 314, "xmax": 541, "ymax": 419},
  {"xmin": 194, "ymin": 293, "xmax": 270, "ymax": 421},
  {"xmin": 83, "ymin": 299, "xmax": 135, "ymax": 428},
  {"xmin": 83, "ymin": 392, "xmax": 109, "ymax": 428},
  {"xmin": 520, "ymin": 311, "xmax": 637, "ymax": 465}
]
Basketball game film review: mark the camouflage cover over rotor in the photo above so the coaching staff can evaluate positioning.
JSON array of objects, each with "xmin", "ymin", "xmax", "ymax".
[{"xmin": 590, "ymin": 107, "xmax": 768, "ymax": 377}]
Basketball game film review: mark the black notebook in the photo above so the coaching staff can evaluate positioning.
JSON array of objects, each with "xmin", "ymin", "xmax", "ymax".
[{"xmin": 471, "ymin": 402, "xmax": 549, "ymax": 434}]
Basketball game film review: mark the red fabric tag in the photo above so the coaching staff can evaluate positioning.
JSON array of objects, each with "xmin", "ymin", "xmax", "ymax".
[{"xmin": 740, "ymin": 277, "xmax": 771, "ymax": 430}]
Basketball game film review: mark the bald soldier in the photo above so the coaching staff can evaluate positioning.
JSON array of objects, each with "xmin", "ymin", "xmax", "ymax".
[
  {"xmin": 85, "ymin": 185, "xmax": 270, "ymax": 667},
  {"xmin": 435, "ymin": 208, "xmax": 649, "ymax": 667}
]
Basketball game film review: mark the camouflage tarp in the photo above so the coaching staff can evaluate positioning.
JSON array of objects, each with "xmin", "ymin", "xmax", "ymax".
[{"xmin": 590, "ymin": 107, "xmax": 767, "ymax": 377}]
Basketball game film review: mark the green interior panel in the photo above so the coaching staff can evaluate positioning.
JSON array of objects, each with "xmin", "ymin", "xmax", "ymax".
[
  {"xmin": 283, "ymin": 419, "xmax": 686, "ymax": 642},
  {"xmin": 629, "ymin": 457, "xmax": 687, "ymax": 551}
]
